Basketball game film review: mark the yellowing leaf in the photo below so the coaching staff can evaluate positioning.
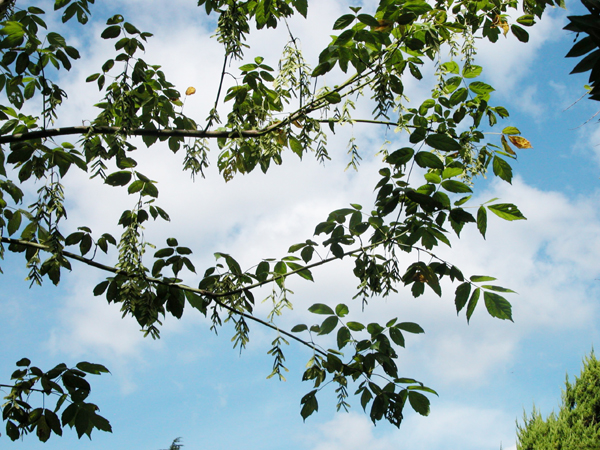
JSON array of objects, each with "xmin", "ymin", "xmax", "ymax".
[
  {"xmin": 508, "ymin": 135, "xmax": 532, "ymax": 149},
  {"xmin": 500, "ymin": 135, "xmax": 516, "ymax": 155},
  {"xmin": 185, "ymin": 86, "xmax": 196, "ymax": 96},
  {"xmin": 493, "ymin": 14, "xmax": 509, "ymax": 37},
  {"xmin": 374, "ymin": 19, "xmax": 393, "ymax": 32}
]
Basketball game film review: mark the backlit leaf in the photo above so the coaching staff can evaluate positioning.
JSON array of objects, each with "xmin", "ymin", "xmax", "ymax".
[
  {"xmin": 488, "ymin": 203, "xmax": 526, "ymax": 221},
  {"xmin": 466, "ymin": 288, "xmax": 480, "ymax": 322},
  {"xmin": 508, "ymin": 135, "xmax": 532, "ymax": 149},
  {"xmin": 484, "ymin": 291, "xmax": 513, "ymax": 321},
  {"xmin": 308, "ymin": 303, "xmax": 335, "ymax": 315},
  {"xmin": 408, "ymin": 391, "xmax": 430, "ymax": 416},
  {"xmin": 455, "ymin": 282, "xmax": 471, "ymax": 313},
  {"xmin": 425, "ymin": 133, "xmax": 462, "ymax": 151}
]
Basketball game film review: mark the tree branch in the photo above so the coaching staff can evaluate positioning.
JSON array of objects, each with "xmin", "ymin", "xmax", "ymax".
[
  {"xmin": 0, "ymin": 117, "xmax": 414, "ymax": 146},
  {"xmin": 0, "ymin": 126, "xmax": 267, "ymax": 144}
]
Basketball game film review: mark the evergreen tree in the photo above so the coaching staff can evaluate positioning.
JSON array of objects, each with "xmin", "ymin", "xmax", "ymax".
[{"xmin": 517, "ymin": 352, "xmax": 600, "ymax": 450}]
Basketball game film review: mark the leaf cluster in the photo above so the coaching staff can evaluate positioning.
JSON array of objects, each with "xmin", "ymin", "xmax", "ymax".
[{"xmin": 1, "ymin": 358, "xmax": 110, "ymax": 442}]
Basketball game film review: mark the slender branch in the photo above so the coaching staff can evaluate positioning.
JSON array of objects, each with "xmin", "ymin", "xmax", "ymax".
[
  {"xmin": 203, "ymin": 53, "xmax": 229, "ymax": 132},
  {"xmin": 0, "ymin": 126, "xmax": 268, "ymax": 144},
  {"xmin": 0, "ymin": 236, "xmax": 377, "ymax": 358},
  {"xmin": 0, "ymin": 384, "xmax": 51, "ymax": 394},
  {"xmin": 0, "ymin": 116, "xmax": 414, "ymax": 146}
]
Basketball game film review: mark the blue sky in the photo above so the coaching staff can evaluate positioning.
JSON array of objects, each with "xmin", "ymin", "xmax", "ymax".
[{"xmin": 2, "ymin": 0, "xmax": 600, "ymax": 449}]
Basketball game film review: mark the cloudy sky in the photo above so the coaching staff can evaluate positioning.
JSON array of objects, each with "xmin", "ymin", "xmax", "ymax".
[{"xmin": 2, "ymin": 0, "xmax": 600, "ymax": 449}]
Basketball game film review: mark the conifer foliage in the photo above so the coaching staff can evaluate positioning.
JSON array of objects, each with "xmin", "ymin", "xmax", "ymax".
[{"xmin": 517, "ymin": 352, "xmax": 600, "ymax": 450}]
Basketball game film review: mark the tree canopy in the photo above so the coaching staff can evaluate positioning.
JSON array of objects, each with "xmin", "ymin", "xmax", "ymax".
[
  {"xmin": 0, "ymin": 0, "xmax": 582, "ymax": 443},
  {"xmin": 517, "ymin": 351, "xmax": 600, "ymax": 450}
]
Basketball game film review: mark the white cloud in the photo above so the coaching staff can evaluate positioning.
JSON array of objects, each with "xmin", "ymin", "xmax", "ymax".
[
  {"xmin": 307, "ymin": 413, "xmax": 396, "ymax": 450},
  {"xmin": 476, "ymin": 8, "xmax": 566, "ymax": 94},
  {"xmin": 307, "ymin": 407, "xmax": 517, "ymax": 450}
]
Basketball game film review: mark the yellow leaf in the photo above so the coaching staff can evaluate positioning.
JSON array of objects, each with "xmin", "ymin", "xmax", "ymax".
[
  {"xmin": 185, "ymin": 86, "xmax": 196, "ymax": 96},
  {"xmin": 374, "ymin": 19, "xmax": 393, "ymax": 33},
  {"xmin": 508, "ymin": 136, "xmax": 532, "ymax": 149},
  {"xmin": 493, "ymin": 14, "xmax": 509, "ymax": 36}
]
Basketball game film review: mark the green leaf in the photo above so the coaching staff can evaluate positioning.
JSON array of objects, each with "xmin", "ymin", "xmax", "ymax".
[
  {"xmin": 101, "ymin": 25, "xmax": 121, "ymax": 39},
  {"xmin": 450, "ymin": 87, "xmax": 468, "ymax": 105},
  {"xmin": 286, "ymin": 262, "xmax": 314, "ymax": 281},
  {"xmin": 291, "ymin": 324, "xmax": 308, "ymax": 332},
  {"xmin": 440, "ymin": 61, "xmax": 459, "ymax": 74},
  {"xmin": 408, "ymin": 391, "xmax": 430, "ymax": 416},
  {"xmin": 90, "ymin": 412, "xmax": 112, "ymax": 433},
  {"xmin": 274, "ymin": 261, "xmax": 287, "ymax": 275},
  {"xmin": 93, "ymin": 281, "xmax": 109, "ymax": 296},
  {"xmin": 442, "ymin": 167, "xmax": 463, "ymax": 179},
  {"xmin": 455, "ymin": 282, "xmax": 471, "ymax": 313},
  {"xmin": 466, "ymin": 288, "xmax": 480, "ymax": 322},
  {"xmin": 7, "ymin": 209, "xmax": 21, "ymax": 235},
  {"xmin": 424, "ymin": 172, "xmax": 441, "ymax": 184},
  {"xmin": 104, "ymin": 171, "xmax": 132, "ymax": 186},
  {"xmin": 347, "ymin": 321, "xmax": 365, "ymax": 331},
  {"xmin": 488, "ymin": 203, "xmax": 526, "ymax": 221},
  {"xmin": 337, "ymin": 326, "xmax": 351, "ymax": 349},
  {"xmin": 470, "ymin": 275, "xmax": 496, "ymax": 282},
  {"xmin": 454, "ymin": 195, "xmax": 471, "ymax": 206},
  {"xmin": 387, "ymin": 147, "xmax": 414, "ymax": 165},
  {"xmin": 441, "ymin": 180, "xmax": 472, "ymax": 193},
  {"xmin": 469, "ymin": 81, "xmax": 495, "ymax": 96},
  {"xmin": 324, "ymin": 92, "xmax": 342, "ymax": 104},
  {"xmin": 300, "ymin": 390, "xmax": 318, "ymax": 420},
  {"xmin": 396, "ymin": 322, "xmax": 425, "ymax": 334},
  {"xmin": 484, "ymin": 291, "xmax": 513, "ymax": 321},
  {"xmin": 477, "ymin": 206, "xmax": 487, "ymax": 238},
  {"xmin": 443, "ymin": 76, "xmax": 462, "ymax": 94},
  {"xmin": 301, "ymin": 246, "xmax": 314, "ymax": 263},
  {"xmin": 128, "ymin": 180, "xmax": 143, "ymax": 194},
  {"xmin": 75, "ymin": 362, "xmax": 110, "ymax": 374},
  {"xmin": 516, "ymin": 15, "xmax": 535, "ymax": 26},
  {"xmin": 312, "ymin": 62, "xmax": 332, "ymax": 77},
  {"xmin": 404, "ymin": 0, "xmax": 432, "ymax": 14},
  {"xmin": 425, "ymin": 134, "xmax": 462, "ymax": 151},
  {"xmin": 308, "ymin": 303, "xmax": 335, "ymax": 315},
  {"xmin": 318, "ymin": 316, "xmax": 339, "ymax": 335},
  {"xmin": 502, "ymin": 126, "xmax": 521, "ymax": 135},
  {"xmin": 389, "ymin": 327, "xmax": 405, "ymax": 347},
  {"xmin": 462, "ymin": 65, "xmax": 482, "ymax": 78},
  {"xmin": 335, "ymin": 303, "xmax": 349, "ymax": 317},
  {"xmin": 333, "ymin": 14, "xmax": 355, "ymax": 30},
  {"xmin": 414, "ymin": 152, "xmax": 444, "ymax": 169},
  {"xmin": 482, "ymin": 285, "xmax": 517, "ymax": 293},
  {"xmin": 357, "ymin": 14, "xmax": 379, "ymax": 27},
  {"xmin": 511, "ymin": 24, "xmax": 529, "ymax": 42},
  {"xmin": 154, "ymin": 248, "xmax": 174, "ymax": 258},
  {"xmin": 16, "ymin": 357, "xmax": 31, "ymax": 367},
  {"xmin": 493, "ymin": 156, "xmax": 513, "ymax": 183}
]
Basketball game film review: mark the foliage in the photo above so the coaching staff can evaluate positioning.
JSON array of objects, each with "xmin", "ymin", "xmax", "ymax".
[
  {"xmin": 0, "ymin": 358, "xmax": 110, "ymax": 442},
  {"xmin": 516, "ymin": 351, "xmax": 600, "ymax": 450},
  {"xmin": 0, "ymin": 0, "xmax": 561, "ymax": 442},
  {"xmin": 159, "ymin": 437, "xmax": 184, "ymax": 450},
  {"xmin": 565, "ymin": 0, "xmax": 600, "ymax": 102}
]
